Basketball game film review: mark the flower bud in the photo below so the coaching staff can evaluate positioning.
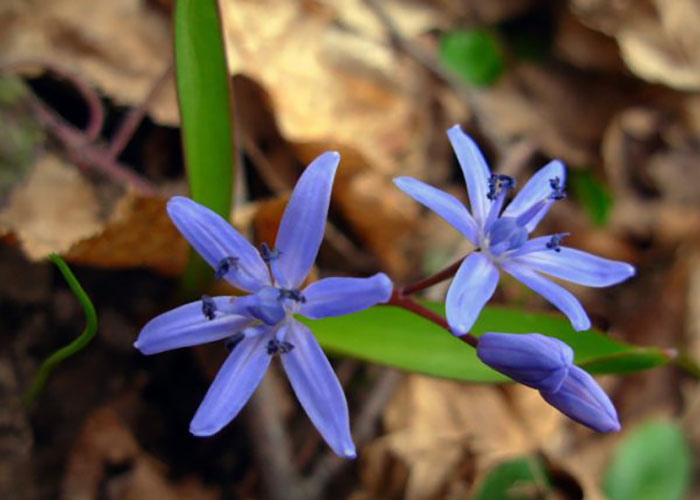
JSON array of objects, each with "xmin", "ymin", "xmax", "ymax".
[
  {"xmin": 540, "ymin": 365, "xmax": 620, "ymax": 433},
  {"xmin": 476, "ymin": 333, "xmax": 574, "ymax": 392}
]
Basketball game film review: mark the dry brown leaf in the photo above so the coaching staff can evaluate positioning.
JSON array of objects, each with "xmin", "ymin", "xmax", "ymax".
[
  {"xmin": 62, "ymin": 405, "xmax": 218, "ymax": 500},
  {"xmin": 0, "ymin": 0, "xmax": 176, "ymax": 124},
  {"xmin": 65, "ymin": 192, "xmax": 188, "ymax": 275},
  {"xmin": 221, "ymin": 0, "xmax": 430, "ymax": 175},
  {"xmin": 360, "ymin": 375, "xmax": 565, "ymax": 500},
  {"xmin": 572, "ymin": 0, "xmax": 700, "ymax": 90},
  {"xmin": 0, "ymin": 154, "xmax": 103, "ymax": 259}
]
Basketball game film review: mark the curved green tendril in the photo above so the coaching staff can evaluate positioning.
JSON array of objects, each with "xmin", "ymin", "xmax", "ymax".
[{"xmin": 23, "ymin": 253, "xmax": 98, "ymax": 408}]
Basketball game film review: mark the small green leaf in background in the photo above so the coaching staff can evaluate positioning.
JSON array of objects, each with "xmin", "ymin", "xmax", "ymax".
[
  {"xmin": 174, "ymin": 0, "xmax": 236, "ymax": 293},
  {"xmin": 603, "ymin": 420, "xmax": 692, "ymax": 500},
  {"xmin": 304, "ymin": 301, "xmax": 672, "ymax": 382},
  {"xmin": 569, "ymin": 169, "xmax": 613, "ymax": 227},
  {"xmin": 439, "ymin": 29, "xmax": 505, "ymax": 87},
  {"xmin": 470, "ymin": 456, "xmax": 549, "ymax": 500}
]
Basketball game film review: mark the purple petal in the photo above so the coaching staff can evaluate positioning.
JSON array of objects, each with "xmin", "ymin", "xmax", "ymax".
[
  {"xmin": 501, "ymin": 261, "xmax": 591, "ymax": 331},
  {"xmin": 393, "ymin": 177, "xmax": 479, "ymax": 245},
  {"xmin": 540, "ymin": 365, "xmax": 620, "ymax": 432},
  {"xmin": 446, "ymin": 253, "xmax": 499, "ymax": 334},
  {"xmin": 447, "ymin": 125, "xmax": 492, "ymax": 226},
  {"xmin": 190, "ymin": 328, "xmax": 272, "ymax": 436},
  {"xmin": 513, "ymin": 248, "xmax": 635, "ymax": 287},
  {"xmin": 273, "ymin": 152, "xmax": 339, "ymax": 288},
  {"xmin": 299, "ymin": 273, "xmax": 393, "ymax": 319},
  {"xmin": 167, "ymin": 197, "xmax": 270, "ymax": 292},
  {"xmin": 134, "ymin": 297, "xmax": 254, "ymax": 355},
  {"xmin": 477, "ymin": 332, "xmax": 573, "ymax": 392},
  {"xmin": 502, "ymin": 160, "xmax": 566, "ymax": 232},
  {"xmin": 280, "ymin": 321, "xmax": 355, "ymax": 458}
]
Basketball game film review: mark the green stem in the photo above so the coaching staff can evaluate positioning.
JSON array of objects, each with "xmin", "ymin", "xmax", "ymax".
[{"xmin": 23, "ymin": 254, "xmax": 98, "ymax": 408}]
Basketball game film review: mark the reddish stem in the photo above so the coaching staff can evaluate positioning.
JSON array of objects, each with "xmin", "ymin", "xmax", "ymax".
[
  {"xmin": 106, "ymin": 62, "xmax": 173, "ymax": 160},
  {"xmin": 401, "ymin": 256, "xmax": 464, "ymax": 296},
  {"xmin": 386, "ymin": 290, "xmax": 478, "ymax": 348}
]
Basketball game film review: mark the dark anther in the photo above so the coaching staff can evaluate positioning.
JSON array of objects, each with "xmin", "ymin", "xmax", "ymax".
[
  {"xmin": 549, "ymin": 177, "xmax": 566, "ymax": 200},
  {"xmin": 260, "ymin": 243, "xmax": 281, "ymax": 263},
  {"xmin": 266, "ymin": 339, "xmax": 295, "ymax": 355},
  {"xmin": 546, "ymin": 234, "xmax": 565, "ymax": 252},
  {"xmin": 278, "ymin": 288, "xmax": 306, "ymax": 303},
  {"xmin": 487, "ymin": 174, "xmax": 516, "ymax": 200},
  {"xmin": 201, "ymin": 294, "xmax": 217, "ymax": 320},
  {"xmin": 225, "ymin": 332, "xmax": 245, "ymax": 351},
  {"xmin": 215, "ymin": 256, "xmax": 239, "ymax": 279}
]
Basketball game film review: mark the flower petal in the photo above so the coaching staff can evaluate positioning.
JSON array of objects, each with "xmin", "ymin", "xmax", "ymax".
[
  {"xmin": 299, "ymin": 273, "xmax": 393, "ymax": 319},
  {"xmin": 167, "ymin": 197, "xmax": 270, "ymax": 292},
  {"xmin": 501, "ymin": 261, "xmax": 591, "ymax": 331},
  {"xmin": 190, "ymin": 328, "xmax": 272, "ymax": 436},
  {"xmin": 446, "ymin": 253, "xmax": 499, "ymax": 334},
  {"xmin": 540, "ymin": 365, "xmax": 620, "ymax": 432},
  {"xmin": 280, "ymin": 321, "xmax": 355, "ymax": 458},
  {"xmin": 273, "ymin": 152, "xmax": 339, "ymax": 288},
  {"xmin": 393, "ymin": 177, "xmax": 479, "ymax": 244},
  {"xmin": 502, "ymin": 160, "xmax": 566, "ymax": 232},
  {"xmin": 447, "ymin": 125, "xmax": 492, "ymax": 226},
  {"xmin": 513, "ymin": 247, "xmax": 635, "ymax": 287},
  {"xmin": 477, "ymin": 332, "xmax": 573, "ymax": 392},
  {"xmin": 134, "ymin": 297, "xmax": 254, "ymax": 355}
]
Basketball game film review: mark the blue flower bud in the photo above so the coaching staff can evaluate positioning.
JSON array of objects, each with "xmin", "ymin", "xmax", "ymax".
[
  {"xmin": 476, "ymin": 333, "xmax": 574, "ymax": 392},
  {"xmin": 540, "ymin": 365, "xmax": 620, "ymax": 433}
]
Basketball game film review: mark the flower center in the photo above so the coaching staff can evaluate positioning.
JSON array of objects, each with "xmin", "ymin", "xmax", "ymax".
[{"xmin": 484, "ymin": 217, "xmax": 528, "ymax": 257}]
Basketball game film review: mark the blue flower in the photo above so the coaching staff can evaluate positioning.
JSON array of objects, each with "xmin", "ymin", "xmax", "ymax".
[
  {"xmin": 540, "ymin": 365, "xmax": 621, "ymax": 432},
  {"xmin": 134, "ymin": 152, "xmax": 393, "ymax": 458},
  {"xmin": 476, "ymin": 332, "xmax": 573, "ymax": 392},
  {"xmin": 394, "ymin": 125, "xmax": 635, "ymax": 334}
]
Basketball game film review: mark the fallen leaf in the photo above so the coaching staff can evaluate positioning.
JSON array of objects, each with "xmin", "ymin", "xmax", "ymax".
[
  {"xmin": 0, "ymin": 154, "xmax": 103, "ymax": 259},
  {"xmin": 0, "ymin": 0, "xmax": 177, "ymax": 124},
  {"xmin": 65, "ymin": 192, "xmax": 187, "ymax": 275}
]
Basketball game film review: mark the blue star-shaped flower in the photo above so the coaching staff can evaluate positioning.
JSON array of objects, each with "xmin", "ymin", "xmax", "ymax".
[
  {"xmin": 395, "ymin": 125, "xmax": 635, "ymax": 334},
  {"xmin": 134, "ymin": 152, "xmax": 393, "ymax": 458}
]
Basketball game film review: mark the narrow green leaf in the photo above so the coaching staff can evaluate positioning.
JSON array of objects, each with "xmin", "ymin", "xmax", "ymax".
[
  {"xmin": 439, "ymin": 29, "xmax": 504, "ymax": 87},
  {"xmin": 303, "ymin": 301, "xmax": 671, "ymax": 382},
  {"xmin": 603, "ymin": 421, "xmax": 692, "ymax": 500},
  {"xmin": 174, "ymin": 0, "xmax": 235, "ymax": 294},
  {"xmin": 24, "ymin": 254, "xmax": 98, "ymax": 407},
  {"xmin": 174, "ymin": 0, "xmax": 234, "ymax": 216},
  {"xmin": 569, "ymin": 170, "xmax": 613, "ymax": 227},
  {"xmin": 471, "ymin": 456, "xmax": 549, "ymax": 500}
]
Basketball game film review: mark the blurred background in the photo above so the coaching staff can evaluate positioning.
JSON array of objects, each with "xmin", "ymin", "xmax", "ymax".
[{"xmin": 1, "ymin": 0, "xmax": 699, "ymax": 498}]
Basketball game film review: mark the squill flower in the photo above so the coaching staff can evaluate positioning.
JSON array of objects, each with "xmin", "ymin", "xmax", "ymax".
[
  {"xmin": 476, "ymin": 333, "xmax": 619, "ymax": 432},
  {"xmin": 394, "ymin": 125, "xmax": 635, "ymax": 334},
  {"xmin": 540, "ymin": 365, "xmax": 620, "ymax": 432},
  {"xmin": 134, "ymin": 152, "xmax": 393, "ymax": 458},
  {"xmin": 476, "ymin": 332, "xmax": 573, "ymax": 392}
]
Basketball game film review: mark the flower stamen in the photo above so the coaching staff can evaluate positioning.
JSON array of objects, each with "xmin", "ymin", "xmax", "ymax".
[
  {"xmin": 266, "ymin": 339, "xmax": 295, "ymax": 355},
  {"xmin": 201, "ymin": 294, "xmax": 217, "ymax": 320},
  {"xmin": 546, "ymin": 234, "xmax": 566, "ymax": 252},
  {"xmin": 260, "ymin": 243, "xmax": 281, "ymax": 263},
  {"xmin": 278, "ymin": 288, "xmax": 307, "ymax": 303},
  {"xmin": 215, "ymin": 256, "xmax": 239, "ymax": 279},
  {"xmin": 549, "ymin": 177, "xmax": 566, "ymax": 200}
]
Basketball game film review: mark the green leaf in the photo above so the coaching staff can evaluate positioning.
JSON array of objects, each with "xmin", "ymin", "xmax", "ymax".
[
  {"xmin": 603, "ymin": 421, "xmax": 692, "ymax": 500},
  {"xmin": 174, "ymin": 0, "xmax": 234, "ymax": 216},
  {"xmin": 24, "ymin": 254, "xmax": 98, "ymax": 407},
  {"xmin": 569, "ymin": 170, "xmax": 613, "ymax": 227},
  {"xmin": 303, "ymin": 301, "xmax": 671, "ymax": 382},
  {"xmin": 471, "ymin": 456, "xmax": 549, "ymax": 500},
  {"xmin": 174, "ymin": 0, "xmax": 235, "ymax": 293},
  {"xmin": 439, "ymin": 29, "xmax": 504, "ymax": 87}
]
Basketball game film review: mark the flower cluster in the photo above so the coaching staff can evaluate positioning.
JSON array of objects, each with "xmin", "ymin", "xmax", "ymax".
[
  {"xmin": 395, "ymin": 125, "xmax": 634, "ymax": 432},
  {"xmin": 135, "ymin": 126, "xmax": 634, "ymax": 457}
]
